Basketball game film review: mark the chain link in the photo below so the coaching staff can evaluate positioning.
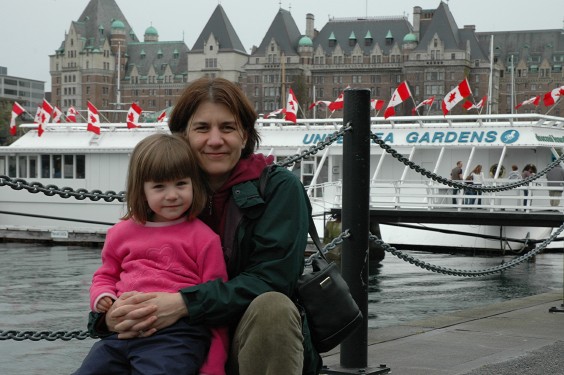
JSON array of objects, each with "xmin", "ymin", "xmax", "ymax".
[
  {"xmin": 0, "ymin": 175, "xmax": 125, "ymax": 202},
  {"xmin": 305, "ymin": 229, "xmax": 351, "ymax": 266},
  {"xmin": 368, "ymin": 222, "xmax": 564, "ymax": 276},
  {"xmin": 276, "ymin": 123, "xmax": 352, "ymax": 168},
  {"xmin": 370, "ymin": 133, "xmax": 564, "ymax": 193},
  {"xmin": 0, "ymin": 330, "xmax": 90, "ymax": 341}
]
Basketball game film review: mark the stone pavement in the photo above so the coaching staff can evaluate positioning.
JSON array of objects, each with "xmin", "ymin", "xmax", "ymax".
[{"xmin": 321, "ymin": 290, "xmax": 564, "ymax": 375}]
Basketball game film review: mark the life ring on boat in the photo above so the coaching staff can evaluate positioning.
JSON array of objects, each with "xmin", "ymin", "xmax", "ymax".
[{"xmin": 489, "ymin": 163, "xmax": 505, "ymax": 178}]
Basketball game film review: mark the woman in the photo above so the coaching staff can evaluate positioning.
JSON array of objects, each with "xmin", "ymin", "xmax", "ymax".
[
  {"xmin": 87, "ymin": 78, "xmax": 320, "ymax": 375},
  {"xmin": 466, "ymin": 164, "xmax": 484, "ymax": 205}
]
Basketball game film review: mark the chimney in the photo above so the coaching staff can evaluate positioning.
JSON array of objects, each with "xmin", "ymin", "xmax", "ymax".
[
  {"xmin": 306, "ymin": 13, "xmax": 314, "ymax": 39},
  {"xmin": 413, "ymin": 6, "xmax": 421, "ymax": 41}
]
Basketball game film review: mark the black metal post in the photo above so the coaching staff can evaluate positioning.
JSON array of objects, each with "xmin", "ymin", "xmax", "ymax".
[
  {"xmin": 321, "ymin": 89, "xmax": 389, "ymax": 375},
  {"xmin": 341, "ymin": 89, "xmax": 371, "ymax": 367}
]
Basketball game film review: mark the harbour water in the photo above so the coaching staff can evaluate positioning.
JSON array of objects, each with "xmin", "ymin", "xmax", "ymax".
[{"xmin": 0, "ymin": 242, "xmax": 562, "ymax": 374}]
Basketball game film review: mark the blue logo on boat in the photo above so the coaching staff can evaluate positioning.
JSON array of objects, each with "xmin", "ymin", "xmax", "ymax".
[{"xmin": 500, "ymin": 130, "xmax": 519, "ymax": 144}]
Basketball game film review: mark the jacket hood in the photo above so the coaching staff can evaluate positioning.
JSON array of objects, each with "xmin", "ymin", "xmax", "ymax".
[
  {"xmin": 220, "ymin": 153, "xmax": 275, "ymax": 193},
  {"xmin": 200, "ymin": 153, "xmax": 274, "ymax": 233}
]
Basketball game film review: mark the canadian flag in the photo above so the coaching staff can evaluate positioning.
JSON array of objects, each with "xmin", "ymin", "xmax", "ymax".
[
  {"xmin": 285, "ymin": 88, "xmax": 299, "ymax": 123},
  {"xmin": 328, "ymin": 91, "xmax": 344, "ymax": 112},
  {"xmin": 10, "ymin": 102, "xmax": 25, "ymax": 136},
  {"xmin": 265, "ymin": 108, "xmax": 286, "ymax": 118},
  {"xmin": 411, "ymin": 96, "xmax": 435, "ymax": 115},
  {"xmin": 37, "ymin": 99, "xmax": 54, "ymax": 137},
  {"xmin": 384, "ymin": 81, "xmax": 412, "ymax": 119},
  {"xmin": 463, "ymin": 96, "xmax": 487, "ymax": 110},
  {"xmin": 157, "ymin": 110, "xmax": 167, "ymax": 123},
  {"xmin": 87, "ymin": 101, "xmax": 101, "ymax": 135},
  {"xmin": 66, "ymin": 106, "xmax": 78, "ymax": 122},
  {"xmin": 370, "ymin": 99, "xmax": 385, "ymax": 111},
  {"xmin": 412, "ymin": 96, "xmax": 435, "ymax": 115},
  {"xmin": 442, "ymin": 78, "xmax": 472, "ymax": 115},
  {"xmin": 33, "ymin": 106, "xmax": 41, "ymax": 123},
  {"xmin": 542, "ymin": 85, "xmax": 564, "ymax": 106},
  {"xmin": 127, "ymin": 102, "xmax": 142, "ymax": 129},
  {"xmin": 308, "ymin": 100, "xmax": 332, "ymax": 110},
  {"xmin": 515, "ymin": 95, "xmax": 540, "ymax": 110},
  {"xmin": 52, "ymin": 106, "xmax": 63, "ymax": 123}
]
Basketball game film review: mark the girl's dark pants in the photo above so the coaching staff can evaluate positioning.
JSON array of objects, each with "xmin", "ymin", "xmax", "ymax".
[{"xmin": 72, "ymin": 319, "xmax": 210, "ymax": 375}]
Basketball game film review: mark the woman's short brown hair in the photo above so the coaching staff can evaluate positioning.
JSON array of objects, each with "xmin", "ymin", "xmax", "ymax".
[
  {"xmin": 168, "ymin": 77, "xmax": 260, "ymax": 158},
  {"xmin": 122, "ymin": 133, "xmax": 207, "ymax": 223}
]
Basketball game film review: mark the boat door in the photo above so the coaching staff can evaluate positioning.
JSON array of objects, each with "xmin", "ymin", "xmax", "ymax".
[{"xmin": 300, "ymin": 157, "xmax": 328, "ymax": 198}]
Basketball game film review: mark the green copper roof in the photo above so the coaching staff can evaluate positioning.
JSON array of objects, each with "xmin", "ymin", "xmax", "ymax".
[
  {"xmin": 403, "ymin": 32, "xmax": 417, "ymax": 43},
  {"xmin": 145, "ymin": 25, "xmax": 158, "ymax": 36},
  {"xmin": 111, "ymin": 19, "xmax": 125, "ymax": 29},
  {"xmin": 299, "ymin": 35, "xmax": 313, "ymax": 46}
]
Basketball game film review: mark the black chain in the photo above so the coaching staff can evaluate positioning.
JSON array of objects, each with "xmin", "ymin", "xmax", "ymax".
[
  {"xmin": 368, "ymin": 221, "xmax": 564, "ymax": 277},
  {"xmin": 0, "ymin": 175, "xmax": 125, "ymax": 202},
  {"xmin": 370, "ymin": 132, "xmax": 564, "ymax": 193},
  {"xmin": 276, "ymin": 123, "xmax": 352, "ymax": 168},
  {"xmin": 0, "ymin": 330, "xmax": 90, "ymax": 341}
]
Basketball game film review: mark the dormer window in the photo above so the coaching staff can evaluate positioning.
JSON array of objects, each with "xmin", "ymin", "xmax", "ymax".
[
  {"xmin": 328, "ymin": 32, "xmax": 336, "ymax": 48},
  {"xmin": 349, "ymin": 31, "xmax": 356, "ymax": 47}
]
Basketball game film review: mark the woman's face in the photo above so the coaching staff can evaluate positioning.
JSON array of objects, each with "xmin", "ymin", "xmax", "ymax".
[{"xmin": 186, "ymin": 101, "xmax": 247, "ymax": 190}]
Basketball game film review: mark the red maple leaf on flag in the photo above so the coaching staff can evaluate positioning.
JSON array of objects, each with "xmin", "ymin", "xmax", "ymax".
[
  {"xmin": 90, "ymin": 114, "xmax": 98, "ymax": 123},
  {"xmin": 448, "ymin": 93, "xmax": 457, "ymax": 103},
  {"xmin": 127, "ymin": 112, "xmax": 134, "ymax": 122},
  {"xmin": 40, "ymin": 113, "xmax": 47, "ymax": 123}
]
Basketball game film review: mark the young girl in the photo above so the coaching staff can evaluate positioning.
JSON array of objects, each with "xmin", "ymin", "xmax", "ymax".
[{"xmin": 73, "ymin": 133, "xmax": 228, "ymax": 375}]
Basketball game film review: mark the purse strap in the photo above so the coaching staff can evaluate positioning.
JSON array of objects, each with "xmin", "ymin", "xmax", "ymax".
[{"xmin": 259, "ymin": 165, "xmax": 328, "ymax": 262}]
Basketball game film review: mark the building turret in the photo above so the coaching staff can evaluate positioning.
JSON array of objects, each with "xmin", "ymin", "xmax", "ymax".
[{"xmin": 144, "ymin": 25, "xmax": 159, "ymax": 42}]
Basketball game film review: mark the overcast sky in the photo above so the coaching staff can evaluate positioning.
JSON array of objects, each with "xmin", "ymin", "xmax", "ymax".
[{"xmin": 1, "ymin": 0, "xmax": 562, "ymax": 87}]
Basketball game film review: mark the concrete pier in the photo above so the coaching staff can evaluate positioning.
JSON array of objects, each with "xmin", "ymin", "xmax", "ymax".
[{"xmin": 322, "ymin": 290, "xmax": 564, "ymax": 374}]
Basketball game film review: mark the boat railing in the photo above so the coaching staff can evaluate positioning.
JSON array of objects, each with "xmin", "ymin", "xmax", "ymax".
[
  {"xmin": 256, "ymin": 113, "xmax": 564, "ymax": 129},
  {"xmin": 328, "ymin": 179, "xmax": 564, "ymax": 213}
]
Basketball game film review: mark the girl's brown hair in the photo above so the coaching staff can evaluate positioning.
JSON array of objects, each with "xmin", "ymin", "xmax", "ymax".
[
  {"xmin": 122, "ymin": 133, "xmax": 206, "ymax": 223},
  {"xmin": 168, "ymin": 77, "xmax": 260, "ymax": 158}
]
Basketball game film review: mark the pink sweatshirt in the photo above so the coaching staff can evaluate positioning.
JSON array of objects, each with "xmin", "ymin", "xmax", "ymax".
[{"xmin": 90, "ymin": 217, "xmax": 228, "ymax": 375}]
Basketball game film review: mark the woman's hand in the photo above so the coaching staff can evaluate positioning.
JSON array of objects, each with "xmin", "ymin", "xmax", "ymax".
[{"xmin": 106, "ymin": 291, "xmax": 188, "ymax": 339}]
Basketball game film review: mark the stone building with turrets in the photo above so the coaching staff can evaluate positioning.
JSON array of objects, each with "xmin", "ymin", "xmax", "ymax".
[
  {"xmin": 47, "ymin": 0, "xmax": 563, "ymax": 118},
  {"xmin": 49, "ymin": 0, "xmax": 188, "ymax": 118}
]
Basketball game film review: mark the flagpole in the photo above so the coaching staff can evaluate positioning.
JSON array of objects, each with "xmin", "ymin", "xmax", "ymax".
[
  {"xmin": 312, "ymin": 85, "xmax": 316, "ymax": 119},
  {"xmin": 510, "ymin": 54, "xmax": 515, "ymax": 114},
  {"xmin": 487, "ymin": 34, "xmax": 494, "ymax": 115},
  {"xmin": 77, "ymin": 111, "xmax": 88, "ymax": 122}
]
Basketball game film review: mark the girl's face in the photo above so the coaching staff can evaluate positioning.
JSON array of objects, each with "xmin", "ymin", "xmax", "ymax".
[
  {"xmin": 186, "ymin": 101, "xmax": 247, "ymax": 191},
  {"xmin": 143, "ymin": 178, "xmax": 193, "ymax": 222}
]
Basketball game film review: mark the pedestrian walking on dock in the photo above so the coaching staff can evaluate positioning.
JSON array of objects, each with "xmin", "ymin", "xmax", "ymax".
[
  {"xmin": 74, "ymin": 134, "xmax": 228, "ymax": 375},
  {"xmin": 86, "ymin": 78, "xmax": 319, "ymax": 375},
  {"xmin": 546, "ymin": 163, "xmax": 564, "ymax": 207}
]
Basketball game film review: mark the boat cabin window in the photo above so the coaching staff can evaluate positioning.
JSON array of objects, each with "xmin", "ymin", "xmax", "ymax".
[{"xmin": 1, "ymin": 154, "xmax": 86, "ymax": 180}]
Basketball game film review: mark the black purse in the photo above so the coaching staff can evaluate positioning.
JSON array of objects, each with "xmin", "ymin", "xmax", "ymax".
[
  {"xmin": 296, "ymin": 215, "xmax": 363, "ymax": 353},
  {"xmin": 259, "ymin": 165, "xmax": 362, "ymax": 353}
]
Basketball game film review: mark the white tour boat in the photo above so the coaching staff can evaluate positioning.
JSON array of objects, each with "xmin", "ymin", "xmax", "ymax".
[{"xmin": 1, "ymin": 113, "xmax": 563, "ymax": 251}]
